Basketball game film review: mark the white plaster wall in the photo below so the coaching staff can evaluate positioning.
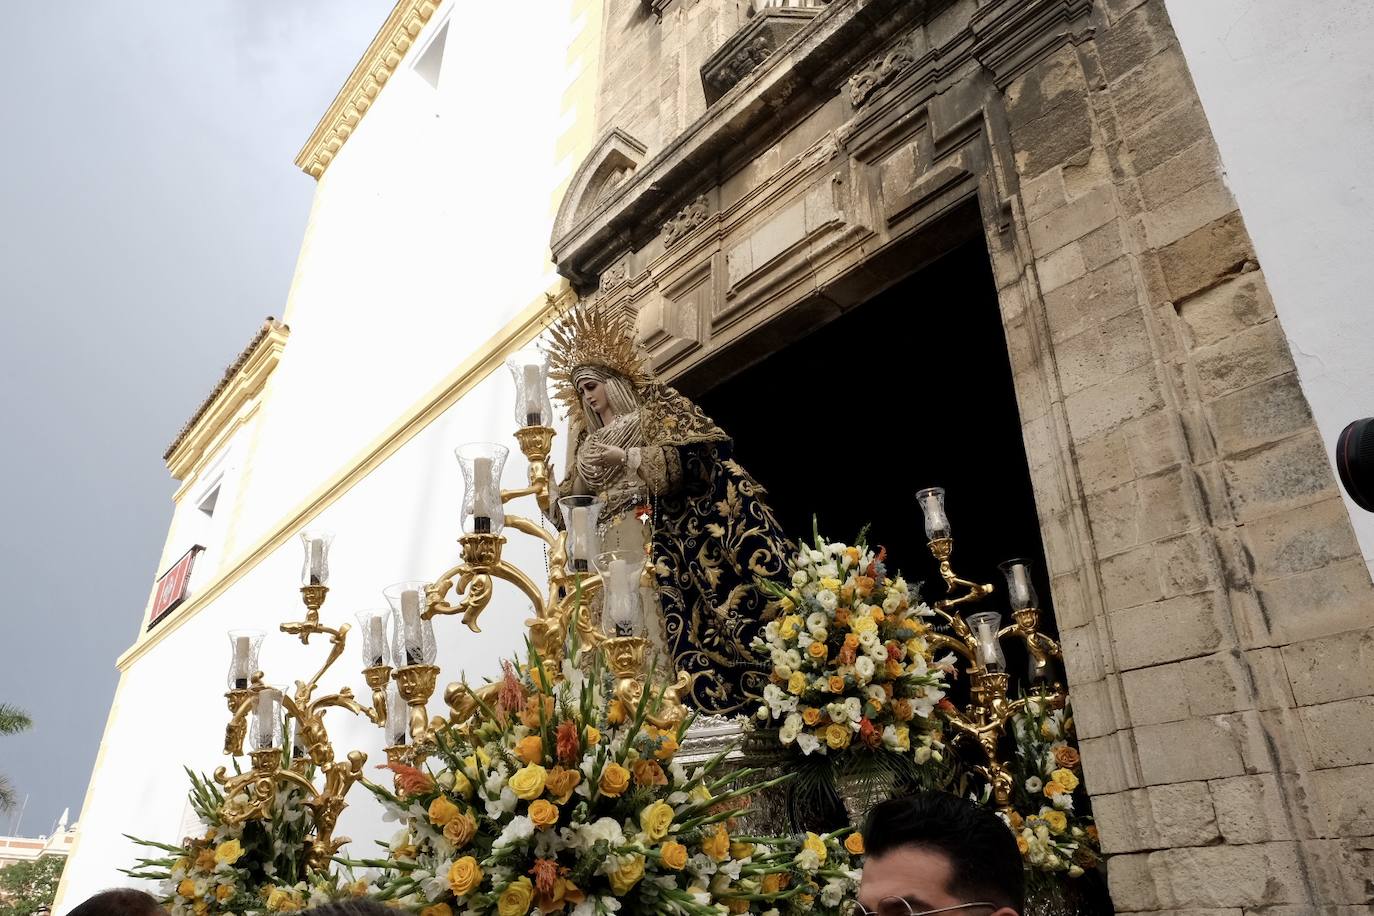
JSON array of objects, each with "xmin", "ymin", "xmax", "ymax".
[
  {"xmin": 58, "ymin": 365, "xmax": 570, "ymax": 909},
  {"xmin": 1167, "ymin": 0, "xmax": 1374, "ymax": 567},
  {"xmin": 234, "ymin": 0, "xmax": 578, "ymax": 552}
]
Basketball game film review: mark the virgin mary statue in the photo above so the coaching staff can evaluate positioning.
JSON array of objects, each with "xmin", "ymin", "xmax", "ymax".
[{"xmin": 545, "ymin": 305, "xmax": 792, "ymax": 714}]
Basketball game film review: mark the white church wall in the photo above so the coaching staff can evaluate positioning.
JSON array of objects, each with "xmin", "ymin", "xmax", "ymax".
[
  {"xmin": 58, "ymin": 361, "xmax": 571, "ymax": 909},
  {"xmin": 1168, "ymin": 0, "xmax": 1374, "ymax": 568}
]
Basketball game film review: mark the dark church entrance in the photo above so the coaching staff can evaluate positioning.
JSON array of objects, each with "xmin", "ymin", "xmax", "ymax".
[{"xmin": 697, "ymin": 237, "xmax": 1055, "ymax": 638}]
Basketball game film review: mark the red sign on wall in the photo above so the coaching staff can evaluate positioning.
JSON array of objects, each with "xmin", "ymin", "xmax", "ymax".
[{"xmin": 148, "ymin": 545, "xmax": 204, "ymax": 629}]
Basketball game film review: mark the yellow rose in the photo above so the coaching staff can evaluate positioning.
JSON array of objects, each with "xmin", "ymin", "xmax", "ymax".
[
  {"xmin": 845, "ymin": 832, "xmax": 865, "ymax": 855},
  {"xmin": 787, "ymin": 672, "xmax": 807, "ymax": 695},
  {"xmin": 798, "ymin": 893, "xmax": 815, "ymax": 908},
  {"xmin": 607, "ymin": 699, "xmax": 628, "ymax": 725},
  {"xmin": 497, "ymin": 876, "xmax": 534, "ymax": 916},
  {"xmin": 851, "ymin": 614, "xmax": 877, "ymax": 635},
  {"xmin": 177, "ymin": 879, "xmax": 196, "ymax": 899},
  {"xmin": 215, "ymin": 840, "xmax": 245, "ymax": 867},
  {"xmin": 1043, "ymin": 810, "xmax": 1069, "ymax": 834},
  {"xmin": 1051, "ymin": 768, "xmax": 1080, "ymax": 792},
  {"xmin": 196, "ymin": 849, "xmax": 216, "ymax": 872},
  {"xmin": 803, "ymin": 832, "xmax": 828, "ymax": 865},
  {"xmin": 529, "ymin": 798, "xmax": 560, "ymax": 830},
  {"xmin": 1016, "ymin": 834, "xmax": 1030, "ymax": 854},
  {"xmin": 639, "ymin": 801, "xmax": 675, "ymax": 842},
  {"xmin": 598, "ymin": 762, "xmax": 631, "ymax": 797},
  {"xmin": 825, "ymin": 723, "xmax": 851, "ymax": 750},
  {"xmin": 730, "ymin": 840, "xmax": 755, "ymax": 859},
  {"xmin": 660, "ymin": 840, "xmax": 688, "ymax": 870},
  {"xmin": 215, "ymin": 885, "xmax": 234, "ymax": 902},
  {"xmin": 702, "ymin": 823, "xmax": 730, "ymax": 861},
  {"xmin": 819, "ymin": 577, "xmax": 841, "ymax": 591},
  {"xmin": 654, "ymin": 733, "xmax": 679, "ymax": 760},
  {"xmin": 452, "ymin": 768, "xmax": 474, "ymax": 799},
  {"xmin": 515, "ymin": 734, "xmax": 544, "ymax": 765},
  {"xmin": 508, "ymin": 763, "xmax": 548, "ymax": 801},
  {"xmin": 807, "ymin": 641, "xmax": 828, "ymax": 662},
  {"xmin": 429, "ymin": 794, "xmax": 461, "ymax": 827},
  {"xmin": 585, "ymin": 725, "xmax": 601, "ymax": 746},
  {"xmin": 1044, "ymin": 780, "xmax": 1066, "ymax": 798},
  {"xmin": 609, "ymin": 854, "xmax": 646, "ymax": 895},
  {"xmin": 193, "ymin": 902, "xmax": 209, "ymax": 916},
  {"xmin": 449, "ymin": 856, "xmax": 483, "ymax": 897},
  {"xmin": 546, "ymin": 765, "xmax": 582, "ymax": 804},
  {"xmin": 420, "ymin": 905, "xmax": 453, "ymax": 916},
  {"xmin": 266, "ymin": 887, "xmax": 300, "ymax": 912},
  {"xmin": 444, "ymin": 811, "xmax": 477, "ymax": 848}
]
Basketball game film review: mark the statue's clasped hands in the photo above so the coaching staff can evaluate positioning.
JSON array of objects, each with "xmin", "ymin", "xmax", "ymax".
[{"xmin": 585, "ymin": 443, "xmax": 627, "ymax": 469}]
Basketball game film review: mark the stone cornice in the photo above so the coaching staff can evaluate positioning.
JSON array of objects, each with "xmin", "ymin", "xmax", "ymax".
[
  {"xmin": 551, "ymin": 0, "xmax": 934, "ymax": 288},
  {"xmin": 294, "ymin": 0, "xmax": 441, "ymax": 179},
  {"xmin": 165, "ymin": 319, "xmax": 289, "ymax": 481}
]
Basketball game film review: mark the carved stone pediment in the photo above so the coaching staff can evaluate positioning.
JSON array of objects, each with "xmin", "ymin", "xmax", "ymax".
[
  {"xmin": 700, "ymin": 6, "xmax": 822, "ymax": 105},
  {"xmin": 551, "ymin": 128, "xmax": 649, "ymax": 254}
]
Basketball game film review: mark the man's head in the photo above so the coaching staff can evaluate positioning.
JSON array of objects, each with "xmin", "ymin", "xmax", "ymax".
[
  {"xmin": 66, "ymin": 888, "xmax": 164, "ymax": 916},
  {"xmin": 857, "ymin": 791, "xmax": 1024, "ymax": 916}
]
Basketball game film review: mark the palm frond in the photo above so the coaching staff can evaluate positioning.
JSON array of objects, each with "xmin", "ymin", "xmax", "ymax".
[{"xmin": 0, "ymin": 703, "xmax": 32, "ymax": 735}]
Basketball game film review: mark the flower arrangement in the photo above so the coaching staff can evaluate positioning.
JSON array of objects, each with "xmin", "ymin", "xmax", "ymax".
[
  {"xmin": 124, "ymin": 766, "xmax": 365, "ymax": 914},
  {"xmin": 999, "ymin": 694, "xmax": 1100, "ymax": 880},
  {"xmin": 351, "ymin": 644, "xmax": 864, "ymax": 915},
  {"xmin": 752, "ymin": 530, "xmax": 950, "ymax": 764}
]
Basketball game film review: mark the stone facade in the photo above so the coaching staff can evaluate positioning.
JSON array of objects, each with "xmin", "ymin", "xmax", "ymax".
[{"xmin": 552, "ymin": 0, "xmax": 1374, "ymax": 911}]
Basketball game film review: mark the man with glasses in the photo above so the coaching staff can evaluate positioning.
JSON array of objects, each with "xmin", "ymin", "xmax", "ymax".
[{"xmin": 856, "ymin": 791, "xmax": 1024, "ymax": 916}]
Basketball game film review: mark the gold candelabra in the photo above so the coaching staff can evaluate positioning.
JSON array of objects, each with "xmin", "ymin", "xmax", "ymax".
[{"xmin": 916, "ymin": 487, "xmax": 1066, "ymax": 810}]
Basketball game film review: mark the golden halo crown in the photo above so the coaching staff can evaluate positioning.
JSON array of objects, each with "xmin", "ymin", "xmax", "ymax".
[{"xmin": 544, "ymin": 304, "xmax": 654, "ymax": 416}]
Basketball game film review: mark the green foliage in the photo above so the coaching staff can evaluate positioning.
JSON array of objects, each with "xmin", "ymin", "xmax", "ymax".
[
  {"xmin": 0, "ymin": 704, "xmax": 32, "ymax": 813},
  {"xmin": 0, "ymin": 855, "xmax": 65, "ymax": 916}
]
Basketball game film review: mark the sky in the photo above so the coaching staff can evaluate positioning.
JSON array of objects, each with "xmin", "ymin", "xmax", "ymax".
[{"xmin": 0, "ymin": 1, "xmax": 392, "ymax": 837}]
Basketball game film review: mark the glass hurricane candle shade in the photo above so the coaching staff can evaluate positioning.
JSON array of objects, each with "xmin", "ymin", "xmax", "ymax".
[
  {"xmin": 300, "ymin": 531, "xmax": 335, "ymax": 587},
  {"xmin": 506, "ymin": 350, "xmax": 554, "ymax": 428},
  {"xmin": 384, "ymin": 581, "xmax": 436, "ymax": 668},
  {"xmin": 226, "ymin": 630, "xmax": 265, "ymax": 690},
  {"xmin": 355, "ymin": 609, "xmax": 393, "ymax": 668},
  {"xmin": 915, "ymin": 487, "xmax": 951, "ymax": 540},
  {"xmin": 251, "ymin": 687, "xmax": 284, "ymax": 751},
  {"xmin": 999, "ymin": 558, "xmax": 1038, "ymax": 611},
  {"xmin": 558, "ymin": 495, "xmax": 604, "ymax": 574},
  {"xmin": 596, "ymin": 550, "xmax": 644, "ymax": 637},
  {"xmin": 386, "ymin": 683, "xmax": 408, "ymax": 747},
  {"xmin": 967, "ymin": 611, "xmax": 1007, "ymax": 673},
  {"xmin": 456, "ymin": 443, "xmax": 508, "ymax": 535}
]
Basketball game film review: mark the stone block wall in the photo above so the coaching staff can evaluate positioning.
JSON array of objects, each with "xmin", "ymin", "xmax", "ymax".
[{"xmin": 558, "ymin": 1, "xmax": 1374, "ymax": 910}]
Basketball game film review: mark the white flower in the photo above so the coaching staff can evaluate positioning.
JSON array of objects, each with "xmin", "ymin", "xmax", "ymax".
[
  {"xmin": 1025, "ymin": 776, "xmax": 1043, "ymax": 793},
  {"xmin": 1052, "ymin": 792, "xmax": 1075, "ymax": 812},
  {"xmin": 844, "ymin": 696, "xmax": 862, "ymax": 722},
  {"xmin": 765, "ymin": 621, "xmax": 780, "ymax": 641},
  {"xmin": 573, "ymin": 817, "xmax": 625, "ymax": 850},
  {"xmin": 784, "ymin": 649, "xmax": 802, "ymax": 669},
  {"xmin": 825, "ymin": 701, "xmax": 849, "ymax": 724},
  {"xmin": 806, "ymin": 612, "xmax": 827, "ymax": 633},
  {"xmin": 821, "ymin": 880, "xmax": 847, "ymax": 907},
  {"xmin": 816, "ymin": 590, "xmax": 838, "ymax": 612},
  {"xmin": 484, "ymin": 787, "xmax": 518, "ymax": 818},
  {"xmin": 809, "ymin": 548, "xmax": 826, "ymax": 564},
  {"xmin": 495, "ymin": 815, "xmax": 535, "ymax": 848},
  {"xmin": 854, "ymin": 656, "xmax": 875, "ymax": 683},
  {"xmin": 817, "ymin": 561, "xmax": 838, "ymax": 578},
  {"xmin": 859, "ymin": 630, "xmax": 879, "ymax": 650},
  {"xmin": 796, "ymin": 733, "xmax": 822, "ymax": 755},
  {"xmin": 914, "ymin": 745, "xmax": 932, "ymax": 764},
  {"xmin": 779, "ymin": 715, "xmax": 802, "ymax": 744},
  {"xmin": 792, "ymin": 570, "xmax": 810, "ymax": 588},
  {"xmin": 882, "ymin": 592, "xmax": 904, "ymax": 613},
  {"xmin": 827, "ymin": 542, "xmax": 847, "ymax": 557},
  {"xmin": 795, "ymin": 849, "xmax": 821, "ymax": 872}
]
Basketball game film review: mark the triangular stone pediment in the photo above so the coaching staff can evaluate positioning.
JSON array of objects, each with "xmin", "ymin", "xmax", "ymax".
[{"xmin": 552, "ymin": 128, "xmax": 648, "ymax": 249}]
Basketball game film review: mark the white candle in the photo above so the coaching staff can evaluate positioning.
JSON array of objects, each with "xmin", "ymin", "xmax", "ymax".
[
  {"xmin": 570, "ymin": 506, "xmax": 589, "ymax": 570},
  {"xmin": 472, "ymin": 457, "xmax": 494, "ymax": 531},
  {"xmin": 608, "ymin": 558, "xmax": 634, "ymax": 633},
  {"xmin": 975, "ymin": 620, "xmax": 1001, "ymax": 671},
  {"xmin": 387, "ymin": 686, "xmax": 407, "ymax": 746},
  {"xmin": 401, "ymin": 589, "xmax": 422, "ymax": 666},
  {"xmin": 368, "ymin": 616, "xmax": 386, "ymax": 666},
  {"xmin": 255, "ymin": 689, "xmax": 279, "ymax": 749},
  {"xmin": 920, "ymin": 493, "xmax": 950, "ymax": 539},
  {"xmin": 522, "ymin": 364, "xmax": 544, "ymax": 426},
  {"xmin": 232, "ymin": 636, "xmax": 251, "ymax": 688},
  {"xmin": 309, "ymin": 539, "xmax": 324, "ymax": 585},
  {"xmin": 1007, "ymin": 563, "xmax": 1034, "ymax": 610}
]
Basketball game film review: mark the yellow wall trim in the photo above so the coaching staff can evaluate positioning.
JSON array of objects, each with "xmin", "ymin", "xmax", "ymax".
[
  {"xmin": 118, "ymin": 286, "xmax": 570, "ymax": 672},
  {"xmin": 166, "ymin": 321, "xmax": 289, "ymax": 482},
  {"xmin": 294, "ymin": 0, "xmax": 442, "ymax": 179}
]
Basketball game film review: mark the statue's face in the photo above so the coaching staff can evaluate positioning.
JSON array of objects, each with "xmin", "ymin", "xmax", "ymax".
[{"xmin": 577, "ymin": 376, "xmax": 610, "ymax": 414}]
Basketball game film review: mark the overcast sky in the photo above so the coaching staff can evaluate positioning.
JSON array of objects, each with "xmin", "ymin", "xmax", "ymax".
[{"xmin": 0, "ymin": 1, "xmax": 391, "ymax": 836}]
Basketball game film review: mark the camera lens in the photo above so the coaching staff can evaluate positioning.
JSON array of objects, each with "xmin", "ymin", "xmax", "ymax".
[{"xmin": 1336, "ymin": 417, "xmax": 1374, "ymax": 512}]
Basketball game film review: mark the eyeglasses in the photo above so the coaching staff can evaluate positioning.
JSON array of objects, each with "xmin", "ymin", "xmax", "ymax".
[{"xmin": 853, "ymin": 901, "xmax": 997, "ymax": 916}]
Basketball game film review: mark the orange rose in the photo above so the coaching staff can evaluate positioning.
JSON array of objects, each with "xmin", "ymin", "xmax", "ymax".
[
  {"xmin": 520, "ymin": 694, "xmax": 555, "ymax": 728},
  {"xmin": 660, "ymin": 840, "xmax": 688, "ymax": 871},
  {"xmin": 871, "ymin": 605, "xmax": 885, "ymax": 623},
  {"xmin": 516, "ymin": 735, "xmax": 544, "ymax": 765},
  {"xmin": 843, "ymin": 633, "xmax": 859, "ymax": 650},
  {"xmin": 655, "ymin": 733, "xmax": 679, "ymax": 760},
  {"xmin": 856, "ymin": 576, "xmax": 875, "ymax": 598},
  {"xmin": 607, "ymin": 699, "xmax": 628, "ymax": 726},
  {"xmin": 726, "ymin": 898, "xmax": 750, "ymax": 914},
  {"xmin": 545, "ymin": 765, "xmax": 581, "ymax": 804},
  {"xmin": 443, "ymin": 811, "xmax": 477, "ymax": 848},
  {"xmin": 1053, "ymin": 746, "xmax": 1081, "ymax": 768},
  {"xmin": 827, "ymin": 676, "xmax": 846, "ymax": 694},
  {"xmin": 808, "ymin": 641, "xmax": 828, "ymax": 662},
  {"xmin": 529, "ymin": 799, "xmax": 560, "ymax": 830},
  {"xmin": 834, "ymin": 608, "xmax": 851, "ymax": 627},
  {"xmin": 1044, "ymin": 780, "xmax": 1066, "ymax": 798},
  {"xmin": 1007, "ymin": 811, "xmax": 1023, "ymax": 829},
  {"xmin": 886, "ymin": 658, "xmax": 904, "ymax": 678},
  {"xmin": 845, "ymin": 832, "xmax": 865, "ymax": 855},
  {"xmin": 599, "ymin": 762, "xmax": 631, "ymax": 797},
  {"xmin": 761, "ymin": 873, "xmax": 787, "ymax": 894},
  {"xmin": 801, "ymin": 707, "xmax": 822, "ymax": 727},
  {"xmin": 702, "ymin": 823, "xmax": 730, "ymax": 861},
  {"xmin": 632, "ymin": 758, "xmax": 668, "ymax": 787}
]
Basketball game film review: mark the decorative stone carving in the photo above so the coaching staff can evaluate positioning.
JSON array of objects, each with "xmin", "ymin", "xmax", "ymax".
[
  {"xmin": 848, "ymin": 39, "xmax": 917, "ymax": 108},
  {"xmin": 700, "ymin": 7, "xmax": 821, "ymax": 104},
  {"xmin": 661, "ymin": 196, "xmax": 710, "ymax": 248},
  {"xmin": 551, "ymin": 129, "xmax": 648, "ymax": 253},
  {"xmin": 599, "ymin": 262, "xmax": 629, "ymax": 294}
]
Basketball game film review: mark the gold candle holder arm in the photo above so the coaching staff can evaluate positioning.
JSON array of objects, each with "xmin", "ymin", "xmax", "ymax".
[
  {"xmin": 927, "ymin": 537, "xmax": 995, "ymax": 612},
  {"xmin": 223, "ymin": 676, "xmax": 264, "ymax": 757},
  {"xmin": 361, "ymin": 664, "xmax": 392, "ymax": 725}
]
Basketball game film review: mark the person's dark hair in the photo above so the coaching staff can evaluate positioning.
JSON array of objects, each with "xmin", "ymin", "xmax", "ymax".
[
  {"xmin": 299, "ymin": 901, "xmax": 393, "ymax": 916},
  {"xmin": 67, "ymin": 888, "xmax": 164, "ymax": 916},
  {"xmin": 863, "ymin": 791, "xmax": 1025, "ymax": 913}
]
